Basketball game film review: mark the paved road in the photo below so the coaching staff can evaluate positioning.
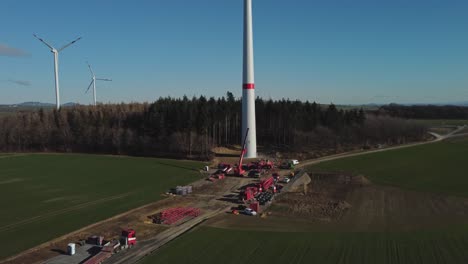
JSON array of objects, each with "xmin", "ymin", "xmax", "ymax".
[{"xmin": 106, "ymin": 208, "xmax": 228, "ymax": 264}]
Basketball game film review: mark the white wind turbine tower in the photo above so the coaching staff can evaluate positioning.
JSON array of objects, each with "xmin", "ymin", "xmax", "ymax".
[
  {"xmin": 33, "ymin": 34, "xmax": 82, "ymax": 110},
  {"xmin": 86, "ymin": 62, "xmax": 112, "ymax": 106}
]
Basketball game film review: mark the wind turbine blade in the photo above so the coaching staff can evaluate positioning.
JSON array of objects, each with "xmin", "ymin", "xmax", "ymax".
[
  {"xmin": 58, "ymin": 37, "xmax": 82, "ymax": 52},
  {"xmin": 85, "ymin": 80, "xmax": 94, "ymax": 94},
  {"xmin": 33, "ymin": 34, "xmax": 54, "ymax": 50},
  {"xmin": 96, "ymin": 78, "xmax": 112, "ymax": 81},
  {"xmin": 87, "ymin": 62, "xmax": 95, "ymax": 76}
]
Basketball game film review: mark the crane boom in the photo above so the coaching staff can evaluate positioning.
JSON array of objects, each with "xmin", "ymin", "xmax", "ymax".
[{"xmin": 237, "ymin": 128, "xmax": 250, "ymax": 176}]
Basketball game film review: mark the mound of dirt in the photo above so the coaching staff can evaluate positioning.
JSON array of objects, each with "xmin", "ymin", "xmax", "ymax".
[
  {"xmin": 289, "ymin": 173, "xmax": 312, "ymax": 191},
  {"xmin": 271, "ymin": 173, "xmax": 362, "ymax": 221},
  {"xmin": 351, "ymin": 175, "xmax": 371, "ymax": 186},
  {"xmin": 212, "ymin": 147, "xmax": 240, "ymax": 155}
]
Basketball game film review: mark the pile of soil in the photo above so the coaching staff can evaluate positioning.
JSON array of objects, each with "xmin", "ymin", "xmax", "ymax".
[{"xmin": 272, "ymin": 173, "xmax": 370, "ymax": 221}]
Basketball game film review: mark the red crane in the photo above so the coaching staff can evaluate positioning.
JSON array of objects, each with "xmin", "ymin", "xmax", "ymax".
[{"xmin": 234, "ymin": 128, "xmax": 249, "ymax": 177}]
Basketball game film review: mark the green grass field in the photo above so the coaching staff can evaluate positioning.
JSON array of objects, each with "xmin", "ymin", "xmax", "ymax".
[
  {"xmin": 0, "ymin": 154, "xmax": 204, "ymax": 260},
  {"xmin": 141, "ymin": 137, "xmax": 468, "ymax": 264},
  {"xmin": 142, "ymin": 227, "xmax": 468, "ymax": 264},
  {"xmin": 310, "ymin": 137, "xmax": 468, "ymax": 197}
]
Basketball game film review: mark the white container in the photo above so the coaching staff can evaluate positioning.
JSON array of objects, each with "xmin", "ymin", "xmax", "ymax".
[
  {"xmin": 67, "ymin": 243, "xmax": 76, "ymax": 256},
  {"xmin": 204, "ymin": 166, "xmax": 209, "ymax": 172}
]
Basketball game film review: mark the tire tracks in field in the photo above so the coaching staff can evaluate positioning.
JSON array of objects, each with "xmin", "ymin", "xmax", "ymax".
[{"xmin": 0, "ymin": 192, "xmax": 133, "ymax": 233}]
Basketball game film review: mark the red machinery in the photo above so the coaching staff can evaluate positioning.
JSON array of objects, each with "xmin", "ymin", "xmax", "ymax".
[
  {"xmin": 233, "ymin": 128, "xmax": 249, "ymax": 177},
  {"xmin": 208, "ymin": 173, "xmax": 225, "ymax": 182},
  {"xmin": 258, "ymin": 176, "xmax": 274, "ymax": 192},
  {"xmin": 121, "ymin": 229, "xmax": 136, "ymax": 247},
  {"xmin": 261, "ymin": 160, "xmax": 274, "ymax": 169},
  {"xmin": 241, "ymin": 186, "xmax": 259, "ymax": 201},
  {"xmin": 247, "ymin": 159, "xmax": 274, "ymax": 171},
  {"xmin": 250, "ymin": 202, "xmax": 260, "ymax": 213}
]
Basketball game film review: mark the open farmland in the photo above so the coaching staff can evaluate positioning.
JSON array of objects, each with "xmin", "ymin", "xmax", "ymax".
[
  {"xmin": 142, "ymin": 226, "xmax": 468, "ymax": 264},
  {"xmin": 140, "ymin": 136, "xmax": 468, "ymax": 264},
  {"xmin": 0, "ymin": 154, "xmax": 204, "ymax": 260},
  {"xmin": 310, "ymin": 136, "xmax": 468, "ymax": 197}
]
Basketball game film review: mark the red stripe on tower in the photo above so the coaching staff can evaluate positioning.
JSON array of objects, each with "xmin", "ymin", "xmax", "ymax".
[{"xmin": 243, "ymin": 83, "xmax": 255, "ymax": 89}]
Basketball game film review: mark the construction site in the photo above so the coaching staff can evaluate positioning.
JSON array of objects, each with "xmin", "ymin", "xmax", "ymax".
[
  {"xmin": 4, "ymin": 0, "xmax": 468, "ymax": 262},
  {"xmin": 1, "ymin": 124, "xmax": 309, "ymax": 264}
]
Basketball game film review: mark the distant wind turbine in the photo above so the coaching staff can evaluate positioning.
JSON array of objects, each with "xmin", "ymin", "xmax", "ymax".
[
  {"xmin": 33, "ymin": 34, "xmax": 82, "ymax": 110},
  {"xmin": 86, "ymin": 62, "xmax": 112, "ymax": 106}
]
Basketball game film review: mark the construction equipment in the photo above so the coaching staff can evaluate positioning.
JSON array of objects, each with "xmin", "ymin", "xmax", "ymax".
[
  {"xmin": 233, "ymin": 128, "xmax": 249, "ymax": 177},
  {"xmin": 208, "ymin": 173, "xmax": 225, "ymax": 182},
  {"xmin": 249, "ymin": 202, "xmax": 260, "ymax": 213},
  {"xmin": 280, "ymin": 161, "xmax": 295, "ymax": 170},
  {"xmin": 83, "ymin": 240, "xmax": 121, "ymax": 264},
  {"xmin": 257, "ymin": 176, "xmax": 274, "ymax": 192},
  {"xmin": 259, "ymin": 159, "xmax": 274, "ymax": 169},
  {"xmin": 247, "ymin": 159, "xmax": 274, "ymax": 171},
  {"xmin": 121, "ymin": 229, "xmax": 136, "ymax": 247},
  {"xmin": 256, "ymin": 192, "xmax": 274, "ymax": 205},
  {"xmin": 86, "ymin": 235, "xmax": 104, "ymax": 246},
  {"xmin": 241, "ymin": 186, "xmax": 260, "ymax": 201}
]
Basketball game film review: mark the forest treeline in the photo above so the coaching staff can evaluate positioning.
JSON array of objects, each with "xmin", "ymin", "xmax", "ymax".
[
  {"xmin": 0, "ymin": 93, "xmax": 427, "ymax": 159},
  {"xmin": 378, "ymin": 104, "xmax": 468, "ymax": 119}
]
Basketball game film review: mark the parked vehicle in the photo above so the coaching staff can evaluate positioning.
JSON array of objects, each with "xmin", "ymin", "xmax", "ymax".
[
  {"xmin": 290, "ymin": 159, "xmax": 300, "ymax": 165},
  {"xmin": 243, "ymin": 208, "xmax": 257, "ymax": 216},
  {"xmin": 280, "ymin": 162, "xmax": 295, "ymax": 170}
]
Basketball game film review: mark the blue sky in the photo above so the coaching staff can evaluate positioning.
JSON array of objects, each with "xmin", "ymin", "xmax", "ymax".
[{"xmin": 1, "ymin": 0, "xmax": 468, "ymax": 105}]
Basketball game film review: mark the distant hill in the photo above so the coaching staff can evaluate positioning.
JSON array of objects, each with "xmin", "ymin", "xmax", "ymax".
[
  {"xmin": 337, "ymin": 104, "xmax": 381, "ymax": 110},
  {"xmin": 0, "ymin": 102, "xmax": 79, "ymax": 113},
  {"xmin": 17, "ymin": 102, "xmax": 55, "ymax": 107}
]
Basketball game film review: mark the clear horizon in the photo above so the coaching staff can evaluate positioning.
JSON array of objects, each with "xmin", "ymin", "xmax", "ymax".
[{"xmin": 1, "ymin": 0, "xmax": 468, "ymax": 105}]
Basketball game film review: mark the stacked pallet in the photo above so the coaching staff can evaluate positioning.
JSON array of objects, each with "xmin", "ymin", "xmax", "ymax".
[{"xmin": 151, "ymin": 207, "xmax": 201, "ymax": 225}]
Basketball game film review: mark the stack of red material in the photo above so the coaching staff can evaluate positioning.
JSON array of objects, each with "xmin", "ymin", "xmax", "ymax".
[{"xmin": 152, "ymin": 207, "xmax": 201, "ymax": 225}]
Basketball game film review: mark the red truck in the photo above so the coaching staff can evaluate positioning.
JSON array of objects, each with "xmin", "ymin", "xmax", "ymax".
[{"xmin": 121, "ymin": 229, "xmax": 136, "ymax": 247}]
